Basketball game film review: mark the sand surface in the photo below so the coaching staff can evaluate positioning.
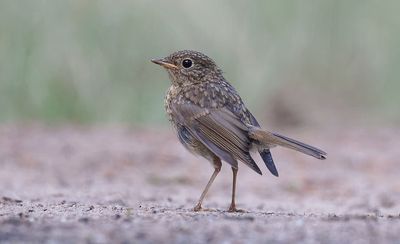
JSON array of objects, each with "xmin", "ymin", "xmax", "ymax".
[{"xmin": 0, "ymin": 125, "xmax": 399, "ymax": 243}]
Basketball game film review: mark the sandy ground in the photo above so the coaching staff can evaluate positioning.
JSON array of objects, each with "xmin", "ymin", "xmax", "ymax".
[{"xmin": 0, "ymin": 125, "xmax": 399, "ymax": 243}]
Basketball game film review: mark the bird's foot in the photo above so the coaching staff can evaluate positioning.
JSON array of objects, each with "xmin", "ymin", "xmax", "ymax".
[
  {"xmin": 193, "ymin": 204, "xmax": 215, "ymax": 212},
  {"xmin": 228, "ymin": 204, "xmax": 245, "ymax": 213},
  {"xmin": 193, "ymin": 203, "xmax": 202, "ymax": 212}
]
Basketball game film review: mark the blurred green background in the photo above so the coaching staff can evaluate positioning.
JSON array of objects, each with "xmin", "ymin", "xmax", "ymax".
[{"xmin": 0, "ymin": 0, "xmax": 399, "ymax": 126}]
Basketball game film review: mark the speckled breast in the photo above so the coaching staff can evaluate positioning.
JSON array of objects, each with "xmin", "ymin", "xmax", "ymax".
[{"xmin": 164, "ymin": 85, "xmax": 181, "ymax": 124}]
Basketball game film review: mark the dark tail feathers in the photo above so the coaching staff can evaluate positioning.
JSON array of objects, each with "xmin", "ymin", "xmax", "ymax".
[{"xmin": 260, "ymin": 149, "xmax": 279, "ymax": 177}]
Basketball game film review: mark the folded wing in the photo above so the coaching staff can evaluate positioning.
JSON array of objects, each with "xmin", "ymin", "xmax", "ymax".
[{"xmin": 171, "ymin": 103, "xmax": 262, "ymax": 174}]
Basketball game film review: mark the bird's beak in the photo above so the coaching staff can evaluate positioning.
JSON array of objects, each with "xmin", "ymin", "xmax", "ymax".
[{"xmin": 151, "ymin": 58, "xmax": 178, "ymax": 69}]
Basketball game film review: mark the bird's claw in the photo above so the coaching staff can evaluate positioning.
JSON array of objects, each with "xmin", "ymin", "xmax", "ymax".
[
  {"xmin": 228, "ymin": 204, "xmax": 245, "ymax": 213},
  {"xmin": 193, "ymin": 204, "xmax": 216, "ymax": 212},
  {"xmin": 193, "ymin": 204, "xmax": 202, "ymax": 212}
]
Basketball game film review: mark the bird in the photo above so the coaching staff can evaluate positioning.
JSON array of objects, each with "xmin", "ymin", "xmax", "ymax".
[{"xmin": 151, "ymin": 50, "xmax": 327, "ymax": 212}]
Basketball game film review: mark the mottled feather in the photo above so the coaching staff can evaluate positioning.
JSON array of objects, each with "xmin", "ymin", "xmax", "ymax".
[{"xmin": 171, "ymin": 102, "xmax": 262, "ymax": 174}]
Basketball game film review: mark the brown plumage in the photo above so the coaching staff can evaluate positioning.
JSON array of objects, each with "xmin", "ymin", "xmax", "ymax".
[{"xmin": 151, "ymin": 50, "xmax": 327, "ymax": 212}]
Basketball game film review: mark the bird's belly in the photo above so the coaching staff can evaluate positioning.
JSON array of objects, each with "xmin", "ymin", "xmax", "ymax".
[{"xmin": 176, "ymin": 125, "xmax": 215, "ymax": 162}]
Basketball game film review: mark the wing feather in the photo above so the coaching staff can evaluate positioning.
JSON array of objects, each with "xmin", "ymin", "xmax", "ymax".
[{"xmin": 172, "ymin": 103, "xmax": 262, "ymax": 174}]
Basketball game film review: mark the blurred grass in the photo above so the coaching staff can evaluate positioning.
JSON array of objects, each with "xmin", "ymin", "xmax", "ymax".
[{"xmin": 0, "ymin": 0, "xmax": 399, "ymax": 125}]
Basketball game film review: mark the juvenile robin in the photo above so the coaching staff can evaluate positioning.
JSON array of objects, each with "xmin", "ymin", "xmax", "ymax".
[{"xmin": 151, "ymin": 50, "xmax": 327, "ymax": 212}]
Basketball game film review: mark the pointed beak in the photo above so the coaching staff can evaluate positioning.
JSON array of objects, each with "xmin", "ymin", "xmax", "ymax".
[{"xmin": 151, "ymin": 58, "xmax": 178, "ymax": 69}]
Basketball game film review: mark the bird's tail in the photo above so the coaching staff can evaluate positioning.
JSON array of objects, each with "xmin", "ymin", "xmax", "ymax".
[{"xmin": 249, "ymin": 127, "xmax": 327, "ymax": 160}]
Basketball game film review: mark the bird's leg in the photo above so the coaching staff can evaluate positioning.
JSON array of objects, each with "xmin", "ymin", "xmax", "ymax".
[
  {"xmin": 228, "ymin": 167, "xmax": 243, "ymax": 212},
  {"xmin": 193, "ymin": 157, "xmax": 221, "ymax": 211}
]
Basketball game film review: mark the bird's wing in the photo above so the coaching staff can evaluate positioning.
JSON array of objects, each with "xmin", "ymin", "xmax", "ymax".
[{"xmin": 171, "ymin": 102, "xmax": 262, "ymax": 174}]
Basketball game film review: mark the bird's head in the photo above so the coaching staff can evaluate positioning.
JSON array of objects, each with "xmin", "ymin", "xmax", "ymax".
[{"xmin": 151, "ymin": 50, "xmax": 223, "ymax": 86}]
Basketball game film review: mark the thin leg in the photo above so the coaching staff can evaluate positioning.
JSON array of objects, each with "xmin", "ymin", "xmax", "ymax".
[
  {"xmin": 228, "ymin": 167, "xmax": 243, "ymax": 212},
  {"xmin": 193, "ymin": 158, "xmax": 221, "ymax": 211}
]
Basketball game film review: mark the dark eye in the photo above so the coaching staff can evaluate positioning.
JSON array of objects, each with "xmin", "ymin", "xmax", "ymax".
[{"xmin": 182, "ymin": 59, "xmax": 193, "ymax": 68}]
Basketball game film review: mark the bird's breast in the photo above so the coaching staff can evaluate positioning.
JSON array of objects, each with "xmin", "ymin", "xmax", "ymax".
[{"xmin": 164, "ymin": 85, "xmax": 180, "ymax": 122}]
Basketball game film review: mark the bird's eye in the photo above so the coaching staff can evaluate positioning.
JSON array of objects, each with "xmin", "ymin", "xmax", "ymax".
[{"xmin": 182, "ymin": 59, "xmax": 193, "ymax": 68}]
